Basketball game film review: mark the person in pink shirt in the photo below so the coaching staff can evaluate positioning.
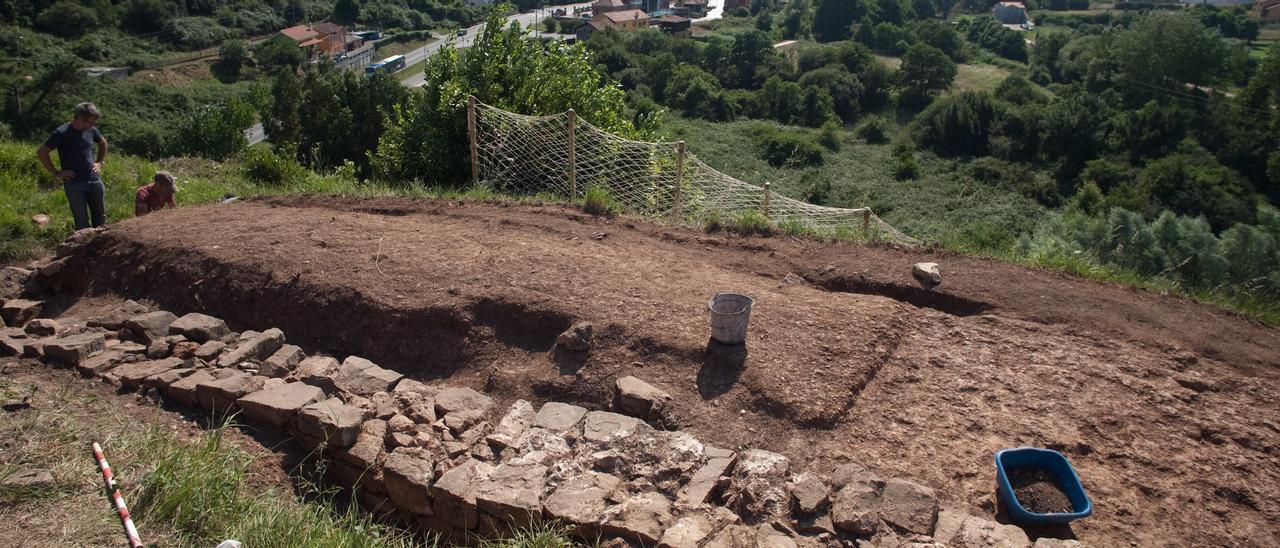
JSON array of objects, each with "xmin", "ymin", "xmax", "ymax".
[{"xmin": 135, "ymin": 171, "xmax": 178, "ymax": 216}]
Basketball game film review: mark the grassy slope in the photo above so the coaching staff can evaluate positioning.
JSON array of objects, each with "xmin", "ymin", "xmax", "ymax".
[{"xmin": 661, "ymin": 115, "xmax": 1052, "ymax": 246}]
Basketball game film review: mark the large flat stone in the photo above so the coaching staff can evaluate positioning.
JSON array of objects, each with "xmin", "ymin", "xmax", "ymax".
[
  {"xmin": 544, "ymin": 471, "xmax": 621, "ymax": 534},
  {"xmin": 75, "ymin": 348, "xmax": 126, "ymax": 376},
  {"xmin": 678, "ymin": 446, "xmax": 737, "ymax": 507},
  {"xmin": 334, "ymin": 356, "xmax": 403, "ymax": 396},
  {"xmin": 238, "ymin": 382, "xmax": 325, "ymax": 427},
  {"xmin": 217, "ymin": 328, "xmax": 284, "ymax": 367},
  {"xmin": 832, "ymin": 481, "xmax": 882, "ymax": 536},
  {"xmin": 23, "ymin": 319, "xmax": 59, "ymax": 337},
  {"xmin": 473, "ymin": 461, "xmax": 548, "ymax": 526},
  {"xmin": 41, "ymin": 333, "xmax": 105, "ymax": 365},
  {"xmin": 583, "ymin": 411, "xmax": 647, "ymax": 443},
  {"xmin": 1, "ymin": 299, "xmax": 42, "ymax": 327},
  {"xmin": 295, "ymin": 398, "xmax": 368, "ymax": 447},
  {"xmin": 487, "ymin": 400, "xmax": 535, "ymax": 448},
  {"xmin": 601, "ymin": 491, "xmax": 673, "ymax": 545},
  {"xmin": 196, "ymin": 372, "xmax": 265, "ymax": 413},
  {"xmin": 168, "ymin": 313, "xmax": 230, "ymax": 343},
  {"xmin": 431, "ymin": 458, "xmax": 494, "ymax": 530},
  {"xmin": 165, "ymin": 370, "xmax": 216, "ymax": 406},
  {"xmin": 86, "ymin": 300, "xmax": 148, "ymax": 331},
  {"xmin": 0, "ymin": 267, "xmax": 32, "ymax": 301},
  {"xmin": 435, "ymin": 386, "xmax": 494, "ymax": 416},
  {"xmin": 615, "ymin": 375, "xmax": 672, "ymax": 420},
  {"xmin": 879, "ymin": 478, "xmax": 938, "ymax": 536},
  {"xmin": 658, "ymin": 514, "xmax": 717, "ymax": 548},
  {"xmin": 193, "ymin": 340, "xmax": 227, "ymax": 361},
  {"xmin": 292, "ymin": 356, "xmax": 339, "ymax": 391},
  {"xmin": 383, "ymin": 447, "xmax": 435, "ymax": 515},
  {"xmin": 260, "ymin": 344, "xmax": 304, "ymax": 378},
  {"xmin": 124, "ymin": 311, "xmax": 178, "ymax": 343},
  {"xmin": 143, "ymin": 368, "xmax": 197, "ymax": 391},
  {"xmin": 789, "ymin": 473, "xmax": 829, "ymax": 515},
  {"xmin": 334, "ymin": 420, "xmax": 389, "ymax": 496},
  {"xmin": 533, "ymin": 402, "xmax": 588, "ymax": 433},
  {"xmin": 114, "ymin": 358, "xmax": 184, "ymax": 389}
]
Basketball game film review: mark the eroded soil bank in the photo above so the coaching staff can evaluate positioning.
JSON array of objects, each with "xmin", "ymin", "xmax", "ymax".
[{"xmin": 39, "ymin": 197, "xmax": 1280, "ymax": 546}]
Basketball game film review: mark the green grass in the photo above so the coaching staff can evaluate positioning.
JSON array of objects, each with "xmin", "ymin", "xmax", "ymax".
[
  {"xmin": 582, "ymin": 185, "xmax": 621, "ymax": 217},
  {"xmin": 128, "ymin": 420, "xmax": 421, "ymax": 548},
  {"xmin": 377, "ymin": 38, "xmax": 439, "ymax": 58}
]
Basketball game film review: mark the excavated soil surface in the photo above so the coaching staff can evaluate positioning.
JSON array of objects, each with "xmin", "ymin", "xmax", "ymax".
[
  {"xmin": 46, "ymin": 197, "xmax": 1280, "ymax": 546},
  {"xmin": 1008, "ymin": 467, "xmax": 1074, "ymax": 515}
]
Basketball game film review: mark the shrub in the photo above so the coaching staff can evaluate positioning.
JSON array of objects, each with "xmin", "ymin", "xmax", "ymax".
[
  {"xmin": 854, "ymin": 115, "xmax": 890, "ymax": 143},
  {"xmin": 890, "ymin": 140, "xmax": 918, "ymax": 180},
  {"xmin": 778, "ymin": 219, "xmax": 816, "ymax": 237},
  {"xmin": 241, "ymin": 146, "xmax": 307, "ymax": 186},
  {"xmin": 728, "ymin": 210, "xmax": 774, "ymax": 236},
  {"xmin": 582, "ymin": 185, "xmax": 621, "ymax": 217},
  {"xmin": 704, "ymin": 209, "xmax": 726, "ymax": 232},
  {"xmin": 816, "ymin": 120, "xmax": 842, "ymax": 151},
  {"xmin": 749, "ymin": 125, "xmax": 825, "ymax": 168}
]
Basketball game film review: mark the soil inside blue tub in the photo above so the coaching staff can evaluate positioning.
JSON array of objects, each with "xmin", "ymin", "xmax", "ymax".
[{"xmin": 1009, "ymin": 466, "xmax": 1073, "ymax": 514}]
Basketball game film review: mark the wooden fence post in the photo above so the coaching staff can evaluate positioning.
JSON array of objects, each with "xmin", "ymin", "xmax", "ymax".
[
  {"xmin": 567, "ymin": 109, "xmax": 577, "ymax": 199},
  {"xmin": 468, "ymin": 95, "xmax": 479, "ymax": 186},
  {"xmin": 762, "ymin": 182, "xmax": 772, "ymax": 218},
  {"xmin": 673, "ymin": 141, "xmax": 685, "ymax": 222},
  {"xmin": 862, "ymin": 209, "xmax": 871, "ymax": 237}
]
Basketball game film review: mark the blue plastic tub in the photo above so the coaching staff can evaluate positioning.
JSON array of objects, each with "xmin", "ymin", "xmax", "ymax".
[{"xmin": 995, "ymin": 447, "xmax": 1093, "ymax": 525}]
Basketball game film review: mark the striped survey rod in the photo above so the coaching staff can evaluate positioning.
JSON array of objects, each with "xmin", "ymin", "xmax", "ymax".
[{"xmin": 92, "ymin": 442, "xmax": 144, "ymax": 548}]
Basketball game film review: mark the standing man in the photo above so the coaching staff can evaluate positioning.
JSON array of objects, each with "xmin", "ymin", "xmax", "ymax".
[
  {"xmin": 135, "ymin": 171, "xmax": 178, "ymax": 216},
  {"xmin": 36, "ymin": 102, "xmax": 108, "ymax": 230}
]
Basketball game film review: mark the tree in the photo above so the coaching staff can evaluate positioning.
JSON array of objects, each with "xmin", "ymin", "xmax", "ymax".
[
  {"xmin": 36, "ymin": 1, "xmax": 96, "ymax": 38},
  {"xmin": 122, "ymin": 0, "xmax": 171, "ymax": 34},
  {"xmin": 265, "ymin": 69, "xmax": 303, "ymax": 152},
  {"xmin": 374, "ymin": 12, "xmax": 638, "ymax": 185},
  {"xmin": 813, "ymin": 0, "xmax": 860, "ymax": 42},
  {"xmin": 212, "ymin": 40, "xmax": 249, "ymax": 83},
  {"xmin": 913, "ymin": 19, "xmax": 962, "ymax": 61},
  {"xmin": 898, "ymin": 43, "xmax": 955, "ymax": 107},
  {"xmin": 256, "ymin": 36, "xmax": 307, "ymax": 74},
  {"xmin": 751, "ymin": 0, "xmax": 773, "ymax": 15},
  {"xmin": 799, "ymin": 66, "xmax": 864, "ymax": 121},
  {"xmin": 1140, "ymin": 144, "xmax": 1258, "ymax": 232},
  {"xmin": 800, "ymin": 86, "xmax": 838, "ymax": 127},
  {"xmin": 1112, "ymin": 12, "xmax": 1232, "ymax": 93},
  {"xmin": 174, "ymin": 97, "xmax": 256, "ymax": 160},
  {"xmin": 963, "ymin": 16, "xmax": 1027, "ymax": 62},
  {"xmin": 910, "ymin": 91, "xmax": 1003, "ymax": 157},
  {"xmin": 1030, "ymin": 30, "xmax": 1070, "ymax": 83},
  {"xmin": 333, "ymin": 0, "xmax": 360, "ymax": 25},
  {"xmin": 729, "ymin": 30, "xmax": 774, "ymax": 88}
]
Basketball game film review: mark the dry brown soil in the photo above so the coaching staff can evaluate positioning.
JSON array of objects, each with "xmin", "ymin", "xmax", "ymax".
[{"xmin": 44, "ymin": 197, "xmax": 1280, "ymax": 546}]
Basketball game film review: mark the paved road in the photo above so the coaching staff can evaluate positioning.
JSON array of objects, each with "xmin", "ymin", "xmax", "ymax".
[{"xmin": 248, "ymin": 4, "xmax": 594, "ymax": 144}]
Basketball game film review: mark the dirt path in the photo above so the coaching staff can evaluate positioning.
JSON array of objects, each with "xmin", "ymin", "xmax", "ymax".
[{"xmin": 49, "ymin": 197, "xmax": 1280, "ymax": 546}]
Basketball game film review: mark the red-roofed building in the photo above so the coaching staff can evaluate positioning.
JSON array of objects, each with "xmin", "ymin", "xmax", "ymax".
[
  {"xmin": 594, "ymin": 8, "xmax": 650, "ymax": 29},
  {"xmin": 276, "ymin": 23, "xmax": 362, "ymax": 58}
]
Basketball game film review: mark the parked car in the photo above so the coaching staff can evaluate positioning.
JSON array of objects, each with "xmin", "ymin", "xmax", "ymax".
[{"xmin": 457, "ymin": 29, "xmax": 467, "ymax": 37}]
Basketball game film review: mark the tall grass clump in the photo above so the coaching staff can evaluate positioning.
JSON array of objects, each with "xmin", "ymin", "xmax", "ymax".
[
  {"xmin": 727, "ymin": 210, "xmax": 774, "ymax": 236},
  {"xmin": 128, "ymin": 421, "xmax": 419, "ymax": 548},
  {"xmin": 582, "ymin": 185, "xmax": 621, "ymax": 217}
]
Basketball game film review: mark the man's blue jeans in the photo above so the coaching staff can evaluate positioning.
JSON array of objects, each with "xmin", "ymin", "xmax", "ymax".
[{"xmin": 64, "ymin": 179, "xmax": 106, "ymax": 230}]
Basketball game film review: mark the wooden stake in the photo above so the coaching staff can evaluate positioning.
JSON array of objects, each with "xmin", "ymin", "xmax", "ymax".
[
  {"xmin": 862, "ymin": 209, "xmax": 871, "ymax": 236},
  {"xmin": 673, "ymin": 140, "xmax": 685, "ymax": 222},
  {"xmin": 567, "ymin": 109, "xmax": 577, "ymax": 199},
  {"xmin": 762, "ymin": 182, "xmax": 771, "ymax": 218},
  {"xmin": 467, "ymin": 95, "xmax": 479, "ymax": 186}
]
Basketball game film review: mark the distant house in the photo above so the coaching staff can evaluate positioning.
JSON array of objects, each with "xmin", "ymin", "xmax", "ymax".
[
  {"xmin": 1254, "ymin": 0, "xmax": 1280, "ymax": 23},
  {"xmin": 277, "ymin": 23, "xmax": 362, "ymax": 58},
  {"xmin": 576, "ymin": 20, "xmax": 609, "ymax": 41},
  {"xmin": 724, "ymin": 0, "xmax": 750, "ymax": 10},
  {"xmin": 593, "ymin": 8, "xmax": 650, "ymax": 30},
  {"xmin": 654, "ymin": 14, "xmax": 691, "ymax": 36},
  {"xmin": 593, "ymin": 0, "xmax": 631, "ymax": 13},
  {"xmin": 673, "ymin": 0, "xmax": 708, "ymax": 17},
  {"xmin": 992, "ymin": 2, "xmax": 1028, "ymax": 25}
]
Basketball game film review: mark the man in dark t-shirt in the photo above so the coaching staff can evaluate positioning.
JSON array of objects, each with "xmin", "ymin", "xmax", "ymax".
[{"xmin": 36, "ymin": 102, "xmax": 109, "ymax": 230}]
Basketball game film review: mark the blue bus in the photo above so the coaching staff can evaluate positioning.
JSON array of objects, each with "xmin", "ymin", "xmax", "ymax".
[{"xmin": 365, "ymin": 54, "xmax": 407, "ymax": 76}]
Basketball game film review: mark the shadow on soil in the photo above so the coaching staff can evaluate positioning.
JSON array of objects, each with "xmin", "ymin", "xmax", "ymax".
[
  {"xmin": 812, "ymin": 272, "xmax": 993, "ymax": 316},
  {"xmin": 698, "ymin": 339, "xmax": 747, "ymax": 399}
]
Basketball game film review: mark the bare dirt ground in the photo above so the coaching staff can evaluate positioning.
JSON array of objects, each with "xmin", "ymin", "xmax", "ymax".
[{"xmin": 44, "ymin": 196, "xmax": 1280, "ymax": 546}]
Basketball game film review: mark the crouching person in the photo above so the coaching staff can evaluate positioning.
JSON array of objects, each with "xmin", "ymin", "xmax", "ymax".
[{"xmin": 135, "ymin": 171, "xmax": 178, "ymax": 216}]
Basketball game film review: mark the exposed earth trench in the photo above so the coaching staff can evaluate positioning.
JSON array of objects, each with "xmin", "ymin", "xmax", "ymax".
[{"xmin": 28, "ymin": 197, "xmax": 1280, "ymax": 546}]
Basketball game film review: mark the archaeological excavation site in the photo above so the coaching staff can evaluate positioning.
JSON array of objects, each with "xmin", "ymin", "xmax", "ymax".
[{"xmin": 2, "ymin": 197, "xmax": 1278, "ymax": 547}]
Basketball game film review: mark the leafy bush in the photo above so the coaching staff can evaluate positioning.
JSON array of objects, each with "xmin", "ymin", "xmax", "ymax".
[
  {"xmin": 854, "ymin": 115, "xmax": 891, "ymax": 143},
  {"xmin": 163, "ymin": 17, "xmax": 235, "ymax": 50},
  {"xmin": 174, "ymin": 97, "xmax": 256, "ymax": 161},
  {"xmin": 704, "ymin": 209, "xmax": 726, "ymax": 232},
  {"xmin": 241, "ymin": 146, "xmax": 308, "ymax": 186},
  {"xmin": 910, "ymin": 92, "xmax": 1004, "ymax": 157},
  {"xmin": 816, "ymin": 120, "xmax": 841, "ymax": 151},
  {"xmin": 749, "ymin": 125, "xmax": 825, "ymax": 168},
  {"xmin": 582, "ymin": 185, "xmax": 621, "ymax": 216}
]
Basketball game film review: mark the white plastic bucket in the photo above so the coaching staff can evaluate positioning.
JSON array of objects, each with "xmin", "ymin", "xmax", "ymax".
[{"xmin": 708, "ymin": 293, "xmax": 754, "ymax": 345}]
